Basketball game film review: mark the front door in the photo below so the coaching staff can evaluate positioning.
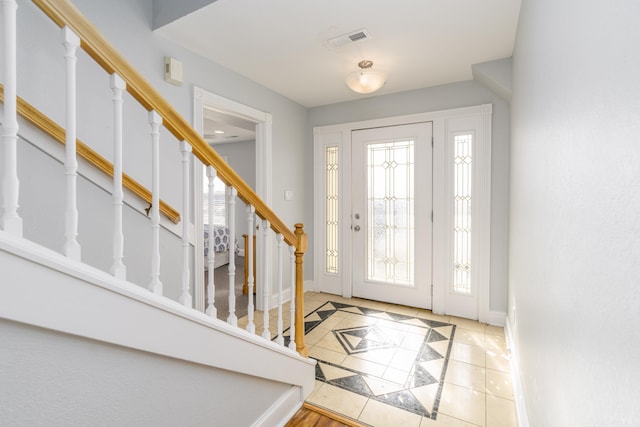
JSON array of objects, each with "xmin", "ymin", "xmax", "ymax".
[{"xmin": 351, "ymin": 122, "xmax": 433, "ymax": 309}]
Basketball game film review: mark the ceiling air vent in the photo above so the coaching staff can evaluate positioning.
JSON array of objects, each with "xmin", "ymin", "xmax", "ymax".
[{"xmin": 328, "ymin": 29, "xmax": 371, "ymax": 48}]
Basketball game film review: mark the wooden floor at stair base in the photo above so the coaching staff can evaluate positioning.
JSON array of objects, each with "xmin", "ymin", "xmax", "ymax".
[{"xmin": 285, "ymin": 403, "xmax": 366, "ymax": 427}]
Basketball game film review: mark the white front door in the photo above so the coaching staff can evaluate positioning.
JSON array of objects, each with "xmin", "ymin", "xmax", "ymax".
[{"xmin": 351, "ymin": 122, "xmax": 433, "ymax": 309}]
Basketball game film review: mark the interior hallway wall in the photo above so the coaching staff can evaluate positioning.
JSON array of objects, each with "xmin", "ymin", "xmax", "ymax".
[
  {"xmin": 509, "ymin": 0, "xmax": 640, "ymax": 424},
  {"xmin": 213, "ymin": 140, "xmax": 256, "ymax": 251}
]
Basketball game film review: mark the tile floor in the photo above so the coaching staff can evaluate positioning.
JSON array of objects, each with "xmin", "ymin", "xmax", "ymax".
[{"xmin": 240, "ymin": 292, "xmax": 517, "ymax": 427}]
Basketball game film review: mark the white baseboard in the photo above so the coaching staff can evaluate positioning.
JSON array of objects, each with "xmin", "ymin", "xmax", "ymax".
[
  {"xmin": 267, "ymin": 280, "xmax": 315, "ymax": 309},
  {"xmin": 304, "ymin": 279, "xmax": 314, "ymax": 293},
  {"xmin": 269, "ymin": 287, "xmax": 293, "ymax": 309},
  {"xmin": 252, "ymin": 386, "xmax": 302, "ymax": 427},
  {"xmin": 505, "ymin": 317, "xmax": 530, "ymax": 427},
  {"xmin": 488, "ymin": 310, "xmax": 506, "ymax": 326}
]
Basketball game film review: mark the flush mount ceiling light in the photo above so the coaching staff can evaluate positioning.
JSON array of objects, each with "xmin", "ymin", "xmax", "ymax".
[{"xmin": 345, "ymin": 60, "xmax": 387, "ymax": 94}]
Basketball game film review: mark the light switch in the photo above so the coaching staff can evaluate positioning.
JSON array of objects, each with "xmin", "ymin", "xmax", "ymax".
[
  {"xmin": 284, "ymin": 190, "xmax": 294, "ymax": 201},
  {"xmin": 164, "ymin": 57, "xmax": 183, "ymax": 86}
]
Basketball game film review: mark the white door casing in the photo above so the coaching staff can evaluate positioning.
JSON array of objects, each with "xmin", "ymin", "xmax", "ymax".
[
  {"xmin": 193, "ymin": 87, "xmax": 272, "ymax": 312},
  {"xmin": 313, "ymin": 104, "xmax": 492, "ymax": 322}
]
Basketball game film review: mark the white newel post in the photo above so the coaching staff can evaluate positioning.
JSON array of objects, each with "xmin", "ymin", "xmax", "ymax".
[
  {"xmin": 261, "ymin": 219, "xmax": 271, "ymax": 340},
  {"xmin": 246, "ymin": 205, "xmax": 256, "ymax": 334},
  {"xmin": 275, "ymin": 233, "xmax": 284, "ymax": 345},
  {"xmin": 61, "ymin": 26, "xmax": 81, "ymax": 261},
  {"xmin": 227, "ymin": 187, "xmax": 238, "ymax": 326},
  {"xmin": 205, "ymin": 166, "xmax": 217, "ymax": 317},
  {"xmin": 147, "ymin": 110, "xmax": 162, "ymax": 294},
  {"xmin": 288, "ymin": 244, "xmax": 296, "ymax": 350},
  {"xmin": 0, "ymin": 0, "xmax": 22, "ymax": 236},
  {"xmin": 109, "ymin": 73, "xmax": 126, "ymax": 279},
  {"xmin": 179, "ymin": 141, "xmax": 192, "ymax": 307}
]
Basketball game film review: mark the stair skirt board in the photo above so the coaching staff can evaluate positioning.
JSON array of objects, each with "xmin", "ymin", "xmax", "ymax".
[{"xmin": 0, "ymin": 231, "xmax": 316, "ymax": 396}]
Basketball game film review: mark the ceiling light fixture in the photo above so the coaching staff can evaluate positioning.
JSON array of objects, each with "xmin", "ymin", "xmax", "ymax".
[{"xmin": 345, "ymin": 60, "xmax": 386, "ymax": 94}]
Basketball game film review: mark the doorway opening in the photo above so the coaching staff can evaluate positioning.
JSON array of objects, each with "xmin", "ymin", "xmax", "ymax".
[{"xmin": 193, "ymin": 87, "xmax": 272, "ymax": 313}]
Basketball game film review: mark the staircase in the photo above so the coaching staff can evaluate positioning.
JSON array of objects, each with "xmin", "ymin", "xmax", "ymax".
[{"xmin": 0, "ymin": 0, "xmax": 315, "ymax": 425}]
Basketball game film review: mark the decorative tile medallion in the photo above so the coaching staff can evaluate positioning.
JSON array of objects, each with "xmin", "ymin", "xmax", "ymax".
[
  {"xmin": 333, "ymin": 325, "xmax": 396, "ymax": 354},
  {"xmin": 288, "ymin": 301, "xmax": 456, "ymax": 420}
]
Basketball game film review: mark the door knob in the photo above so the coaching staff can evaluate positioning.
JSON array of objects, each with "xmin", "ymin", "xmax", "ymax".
[{"xmin": 353, "ymin": 225, "xmax": 361, "ymax": 232}]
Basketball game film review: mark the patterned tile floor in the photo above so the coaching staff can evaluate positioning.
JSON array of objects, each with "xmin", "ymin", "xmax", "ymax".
[{"xmin": 241, "ymin": 292, "xmax": 517, "ymax": 427}]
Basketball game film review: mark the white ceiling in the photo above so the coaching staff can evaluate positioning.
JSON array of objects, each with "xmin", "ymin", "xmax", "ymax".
[
  {"xmin": 156, "ymin": 0, "xmax": 521, "ymax": 108},
  {"xmin": 202, "ymin": 106, "xmax": 255, "ymax": 144}
]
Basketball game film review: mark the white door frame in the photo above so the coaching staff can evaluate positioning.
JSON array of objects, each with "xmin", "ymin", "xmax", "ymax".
[
  {"xmin": 193, "ymin": 87, "xmax": 272, "ymax": 312},
  {"xmin": 313, "ymin": 104, "xmax": 492, "ymax": 322}
]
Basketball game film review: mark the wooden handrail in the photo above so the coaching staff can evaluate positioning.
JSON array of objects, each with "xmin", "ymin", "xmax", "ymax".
[
  {"xmin": 0, "ymin": 84, "xmax": 181, "ymax": 224},
  {"xmin": 32, "ymin": 0, "xmax": 297, "ymax": 247},
  {"xmin": 28, "ymin": 0, "xmax": 307, "ymax": 356}
]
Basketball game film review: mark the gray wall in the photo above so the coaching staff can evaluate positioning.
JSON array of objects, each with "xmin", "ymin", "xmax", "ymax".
[
  {"xmin": 14, "ymin": 137, "xmax": 187, "ymax": 301},
  {"xmin": 152, "ymin": 0, "xmax": 217, "ymax": 29},
  {"xmin": 58, "ymin": 0, "xmax": 307, "ymax": 229},
  {"xmin": 0, "ymin": 319, "xmax": 290, "ymax": 426},
  {"xmin": 307, "ymin": 80, "xmax": 511, "ymax": 313},
  {"xmin": 509, "ymin": 0, "xmax": 640, "ymax": 424},
  {"xmin": 214, "ymin": 140, "xmax": 256, "ymax": 250}
]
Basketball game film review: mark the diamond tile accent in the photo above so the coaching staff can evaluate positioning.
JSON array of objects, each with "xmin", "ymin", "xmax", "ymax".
[
  {"xmin": 342, "ymin": 306, "xmax": 364, "ymax": 315},
  {"xmin": 386, "ymin": 312, "xmax": 415, "ymax": 321},
  {"xmin": 433, "ymin": 325, "xmax": 454, "ymax": 339},
  {"xmin": 330, "ymin": 374, "xmax": 373, "ymax": 396},
  {"xmin": 318, "ymin": 362, "xmax": 356, "ymax": 381},
  {"xmin": 298, "ymin": 301, "xmax": 456, "ymax": 419},
  {"xmin": 376, "ymin": 390, "xmax": 428, "ymax": 415},
  {"xmin": 427, "ymin": 329, "xmax": 448, "ymax": 343},
  {"xmin": 428, "ymin": 340, "xmax": 450, "ymax": 358},
  {"xmin": 333, "ymin": 325, "xmax": 396, "ymax": 354},
  {"xmin": 410, "ymin": 383, "xmax": 440, "ymax": 415},
  {"xmin": 362, "ymin": 376, "xmax": 406, "ymax": 396},
  {"xmin": 419, "ymin": 359, "xmax": 445, "ymax": 381}
]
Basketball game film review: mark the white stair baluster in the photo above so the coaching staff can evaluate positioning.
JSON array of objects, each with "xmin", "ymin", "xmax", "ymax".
[
  {"xmin": 147, "ymin": 110, "xmax": 162, "ymax": 294},
  {"xmin": 275, "ymin": 233, "xmax": 284, "ymax": 345},
  {"xmin": 205, "ymin": 166, "xmax": 217, "ymax": 317},
  {"xmin": 227, "ymin": 187, "xmax": 237, "ymax": 326},
  {"xmin": 61, "ymin": 26, "xmax": 81, "ymax": 261},
  {"xmin": 261, "ymin": 219, "xmax": 271, "ymax": 340},
  {"xmin": 0, "ymin": 0, "xmax": 22, "ymax": 236},
  {"xmin": 246, "ymin": 205, "xmax": 256, "ymax": 334},
  {"xmin": 109, "ymin": 73, "xmax": 126, "ymax": 279},
  {"xmin": 179, "ymin": 141, "xmax": 192, "ymax": 307},
  {"xmin": 288, "ymin": 244, "xmax": 296, "ymax": 351}
]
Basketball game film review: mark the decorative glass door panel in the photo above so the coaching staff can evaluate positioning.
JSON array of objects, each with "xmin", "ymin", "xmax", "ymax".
[
  {"xmin": 366, "ymin": 140, "xmax": 414, "ymax": 286},
  {"xmin": 453, "ymin": 134, "xmax": 473, "ymax": 294},
  {"xmin": 352, "ymin": 122, "xmax": 432, "ymax": 309}
]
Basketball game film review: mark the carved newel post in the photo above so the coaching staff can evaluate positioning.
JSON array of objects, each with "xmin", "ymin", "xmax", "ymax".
[{"xmin": 294, "ymin": 223, "xmax": 308, "ymax": 357}]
